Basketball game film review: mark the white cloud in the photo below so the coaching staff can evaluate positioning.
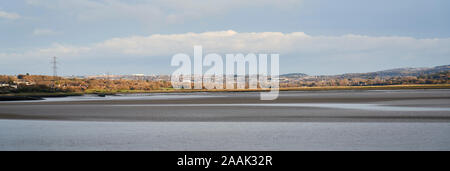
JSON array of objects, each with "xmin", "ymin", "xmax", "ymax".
[
  {"xmin": 1, "ymin": 30, "xmax": 449, "ymax": 62},
  {"xmin": 0, "ymin": 10, "xmax": 20, "ymax": 20},
  {"xmin": 33, "ymin": 29, "xmax": 60, "ymax": 36}
]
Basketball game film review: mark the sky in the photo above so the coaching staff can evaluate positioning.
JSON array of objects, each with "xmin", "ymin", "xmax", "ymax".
[{"xmin": 0, "ymin": 0, "xmax": 449, "ymax": 76}]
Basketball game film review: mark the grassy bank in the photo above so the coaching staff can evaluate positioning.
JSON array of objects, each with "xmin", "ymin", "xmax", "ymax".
[
  {"xmin": 85, "ymin": 84, "xmax": 450, "ymax": 94},
  {"xmin": 1, "ymin": 92, "xmax": 84, "ymax": 97},
  {"xmin": 0, "ymin": 92, "xmax": 83, "ymax": 101},
  {"xmin": 280, "ymin": 84, "xmax": 450, "ymax": 91}
]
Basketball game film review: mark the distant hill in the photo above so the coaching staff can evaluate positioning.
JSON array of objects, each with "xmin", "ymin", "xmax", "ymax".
[
  {"xmin": 280, "ymin": 73, "xmax": 308, "ymax": 78},
  {"xmin": 337, "ymin": 65, "xmax": 450, "ymax": 79},
  {"xmin": 281, "ymin": 65, "xmax": 450, "ymax": 79}
]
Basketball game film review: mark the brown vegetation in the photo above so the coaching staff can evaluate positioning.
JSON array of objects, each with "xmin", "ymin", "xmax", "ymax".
[
  {"xmin": 0, "ymin": 71, "xmax": 448, "ymax": 95},
  {"xmin": 280, "ymin": 71, "xmax": 449, "ymax": 88}
]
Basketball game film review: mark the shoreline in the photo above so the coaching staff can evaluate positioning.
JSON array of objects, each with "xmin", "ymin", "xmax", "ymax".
[
  {"xmin": 93, "ymin": 84, "xmax": 450, "ymax": 94},
  {"xmin": 1, "ymin": 84, "xmax": 449, "ymax": 101},
  {"xmin": 0, "ymin": 92, "xmax": 83, "ymax": 101}
]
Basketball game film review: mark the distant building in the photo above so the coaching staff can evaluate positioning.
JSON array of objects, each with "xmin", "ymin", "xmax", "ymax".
[{"xmin": 0, "ymin": 84, "xmax": 18, "ymax": 89}]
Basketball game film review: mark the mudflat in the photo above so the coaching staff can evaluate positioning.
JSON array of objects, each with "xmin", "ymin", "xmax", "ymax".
[{"xmin": 0, "ymin": 89, "xmax": 450, "ymax": 122}]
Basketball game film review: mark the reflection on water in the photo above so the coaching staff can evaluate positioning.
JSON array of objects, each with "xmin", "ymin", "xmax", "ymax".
[
  {"xmin": 42, "ymin": 95, "xmax": 220, "ymax": 101},
  {"xmin": 108, "ymin": 103, "xmax": 450, "ymax": 112},
  {"xmin": 0, "ymin": 94, "xmax": 222, "ymax": 103},
  {"xmin": 1, "ymin": 120, "xmax": 449, "ymax": 150}
]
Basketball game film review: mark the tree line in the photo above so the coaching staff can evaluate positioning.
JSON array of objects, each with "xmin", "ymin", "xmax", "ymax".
[{"xmin": 0, "ymin": 71, "xmax": 448, "ymax": 94}]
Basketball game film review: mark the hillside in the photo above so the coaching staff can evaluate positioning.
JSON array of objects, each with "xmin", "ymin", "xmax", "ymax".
[
  {"xmin": 280, "ymin": 73, "xmax": 308, "ymax": 78},
  {"xmin": 337, "ymin": 65, "xmax": 450, "ymax": 79}
]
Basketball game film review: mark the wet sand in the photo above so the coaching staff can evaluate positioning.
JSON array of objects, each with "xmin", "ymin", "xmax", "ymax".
[
  {"xmin": 0, "ymin": 89, "xmax": 450, "ymax": 122},
  {"xmin": 1, "ymin": 89, "xmax": 450, "ymax": 150}
]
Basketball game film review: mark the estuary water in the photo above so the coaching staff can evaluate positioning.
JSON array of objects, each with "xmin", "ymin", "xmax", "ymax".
[
  {"xmin": 0, "ymin": 89, "xmax": 449, "ymax": 150},
  {"xmin": 1, "ymin": 120, "xmax": 449, "ymax": 151}
]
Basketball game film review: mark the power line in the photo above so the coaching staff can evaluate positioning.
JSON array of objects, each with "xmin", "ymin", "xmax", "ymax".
[
  {"xmin": 51, "ymin": 56, "xmax": 58, "ymax": 90},
  {"xmin": 52, "ymin": 56, "xmax": 58, "ymax": 78}
]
